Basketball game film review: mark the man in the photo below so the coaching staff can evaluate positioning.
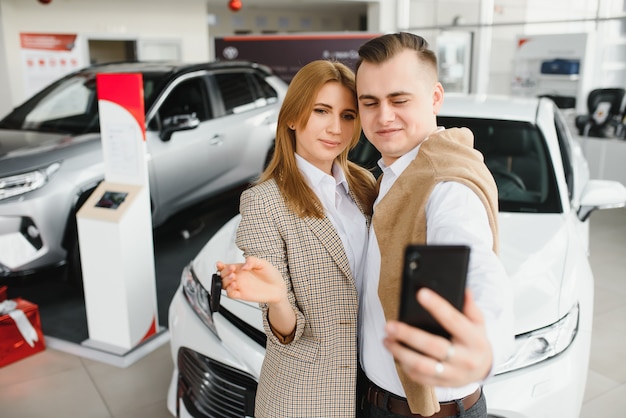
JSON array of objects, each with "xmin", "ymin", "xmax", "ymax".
[{"xmin": 355, "ymin": 32, "xmax": 514, "ymax": 417}]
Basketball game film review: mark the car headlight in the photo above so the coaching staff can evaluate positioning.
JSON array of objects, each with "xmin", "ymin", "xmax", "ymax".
[
  {"xmin": 0, "ymin": 162, "xmax": 61, "ymax": 201},
  {"xmin": 181, "ymin": 264, "xmax": 219, "ymax": 337},
  {"xmin": 494, "ymin": 302, "xmax": 579, "ymax": 375}
]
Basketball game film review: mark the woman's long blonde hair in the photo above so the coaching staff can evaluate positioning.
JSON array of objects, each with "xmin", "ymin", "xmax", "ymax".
[{"xmin": 259, "ymin": 60, "xmax": 376, "ymax": 218}]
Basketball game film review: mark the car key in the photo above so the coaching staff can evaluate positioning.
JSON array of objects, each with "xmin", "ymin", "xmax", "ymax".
[{"xmin": 210, "ymin": 272, "xmax": 222, "ymax": 313}]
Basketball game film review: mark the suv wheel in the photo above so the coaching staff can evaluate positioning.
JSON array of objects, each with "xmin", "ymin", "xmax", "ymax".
[{"xmin": 65, "ymin": 233, "xmax": 83, "ymax": 289}]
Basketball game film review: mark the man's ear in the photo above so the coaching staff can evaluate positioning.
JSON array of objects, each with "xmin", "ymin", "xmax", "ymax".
[{"xmin": 433, "ymin": 82, "xmax": 445, "ymax": 114}]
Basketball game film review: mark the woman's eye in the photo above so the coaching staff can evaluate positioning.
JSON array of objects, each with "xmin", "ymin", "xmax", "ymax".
[
  {"xmin": 313, "ymin": 108, "xmax": 327, "ymax": 114},
  {"xmin": 342, "ymin": 113, "xmax": 356, "ymax": 121}
]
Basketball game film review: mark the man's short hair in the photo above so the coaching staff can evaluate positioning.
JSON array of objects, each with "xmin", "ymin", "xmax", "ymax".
[{"xmin": 356, "ymin": 32, "xmax": 438, "ymax": 75}]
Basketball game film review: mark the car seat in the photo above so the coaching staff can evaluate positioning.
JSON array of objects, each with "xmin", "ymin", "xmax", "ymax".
[
  {"xmin": 485, "ymin": 126, "xmax": 542, "ymax": 202},
  {"xmin": 575, "ymin": 88, "xmax": 626, "ymax": 138}
]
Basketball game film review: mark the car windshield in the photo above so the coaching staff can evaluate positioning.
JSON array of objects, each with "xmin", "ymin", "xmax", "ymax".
[
  {"xmin": 0, "ymin": 71, "xmax": 168, "ymax": 135},
  {"xmin": 348, "ymin": 117, "xmax": 561, "ymax": 214}
]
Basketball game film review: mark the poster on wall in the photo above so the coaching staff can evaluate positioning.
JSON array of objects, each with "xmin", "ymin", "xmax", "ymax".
[
  {"xmin": 510, "ymin": 33, "xmax": 590, "ymax": 111},
  {"xmin": 20, "ymin": 33, "xmax": 87, "ymax": 99},
  {"xmin": 215, "ymin": 33, "xmax": 379, "ymax": 84}
]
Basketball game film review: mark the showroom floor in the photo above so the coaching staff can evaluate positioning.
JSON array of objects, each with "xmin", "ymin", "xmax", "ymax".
[{"xmin": 1, "ymin": 206, "xmax": 626, "ymax": 417}]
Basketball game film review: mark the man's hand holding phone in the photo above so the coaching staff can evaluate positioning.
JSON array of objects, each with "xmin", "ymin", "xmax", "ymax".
[
  {"xmin": 385, "ymin": 288, "xmax": 493, "ymax": 387},
  {"xmin": 385, "ymin": 245, "xmax": 493, "ymax": 388}
]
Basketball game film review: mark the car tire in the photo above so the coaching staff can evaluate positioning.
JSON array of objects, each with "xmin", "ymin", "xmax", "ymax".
[
  {"xmin": 62, "ymin": 188, "xmax": 96, "ymax": 290},
  {"xmin": 65, "ymin": 232, "xmax": 84, "ymax": 290}
]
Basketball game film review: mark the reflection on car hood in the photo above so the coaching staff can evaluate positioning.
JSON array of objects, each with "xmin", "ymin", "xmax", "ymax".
[
  {"xmin": 498, "ymin": 212, "xmax": 568, "ymax": 334},
  {"xmin": 192, "ymin": 212, "xmax": 571, "ymax": 336},
  {"xmin": 0, "ymin": 129, "xmax": 100, "ymax": 175}
]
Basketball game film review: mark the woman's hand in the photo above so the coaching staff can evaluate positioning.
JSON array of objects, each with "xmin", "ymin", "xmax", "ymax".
[
  {"xmin": 216, "ymin": 256, "xmax": 287, "ymax": 305},
  {"xmin": 217, "ymin": 256, "xmax": 296, "ymax": 340}
]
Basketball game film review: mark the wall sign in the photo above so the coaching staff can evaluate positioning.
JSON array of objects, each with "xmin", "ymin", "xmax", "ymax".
[{"xmin": 19, "ymin": 33, "xmax": 86, "ymax": 98}]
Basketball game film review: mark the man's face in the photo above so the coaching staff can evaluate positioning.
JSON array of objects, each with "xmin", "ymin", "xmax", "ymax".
[{"xmin": 356, "ymin": 49, "xmax": 444, "ymax": 166}]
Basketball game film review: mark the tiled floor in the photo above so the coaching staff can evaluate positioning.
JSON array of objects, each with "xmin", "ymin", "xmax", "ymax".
[
  {"xmin": 0, "ymin": 209, "xmax": 625, "ymax": 418},
  {"xmin": 580, "ymin": 206, "xmax": 626, "ymax": 418}
]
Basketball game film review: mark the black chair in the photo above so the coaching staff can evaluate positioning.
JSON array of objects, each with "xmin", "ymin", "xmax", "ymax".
[
  {"xmin": 575, "ymin": 88, "xmax": 626, "ymax": 138},
  {"xmin": 487, "ymin": 127, "xmax": 541, "ymax": 191}
]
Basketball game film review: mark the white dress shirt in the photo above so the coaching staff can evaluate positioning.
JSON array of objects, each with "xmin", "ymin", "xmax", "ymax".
[
  {"xmin": 295, "ymin": 154, "xmax": 368, "ymax": 279},
  {"xmin": 358, "ymin": 137, "xmax": 514, "ymax": 402}
]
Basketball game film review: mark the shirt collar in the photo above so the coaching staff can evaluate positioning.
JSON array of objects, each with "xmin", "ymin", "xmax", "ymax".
[
  {"xmin": 376, "ymin": 127, "xmax": 445, "ymax": 178},
  {"xmin": 295, "ymin": 153, "xmax": 349, "ymax": 194}
]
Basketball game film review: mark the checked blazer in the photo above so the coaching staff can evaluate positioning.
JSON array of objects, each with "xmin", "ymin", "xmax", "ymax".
[{"xmin": 236, "ymin": 178, "xmax": 370, "ymax": 418}]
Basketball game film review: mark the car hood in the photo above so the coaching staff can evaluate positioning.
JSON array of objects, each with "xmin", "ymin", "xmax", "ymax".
[
  {"xmin": 0, "ymin": 129, "xmax": 100, "ymax": 175},
  {"xmin": 192, "ymin": 212, "xmax": 572, "ymax": 336},
  {"xmin": 498, "ymin": 212, "xmax": 570, "ymax": 334}
]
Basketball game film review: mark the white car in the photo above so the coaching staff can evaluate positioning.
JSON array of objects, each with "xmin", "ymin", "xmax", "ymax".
[{"xmin": 166, "ymin": 95, "xmax": 626, "ymax": 418}]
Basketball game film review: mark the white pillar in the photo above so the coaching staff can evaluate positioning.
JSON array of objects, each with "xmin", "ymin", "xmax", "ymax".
[
  {"xmin": 396, "ymin": 0, "xmax": 410, "ymax": 31},
  {"xmin": 366, "ymin": 0, "xmax": 397, "ymax": 33},
  {"xmin": 0, "ymin": 5, "xmax": 12, "ymax": 118},
  {"xmin": 473, "ymin": 0, "xmax": 494, "ymax": 94}
]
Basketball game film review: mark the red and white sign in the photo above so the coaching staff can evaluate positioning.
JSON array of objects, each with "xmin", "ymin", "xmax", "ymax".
[{"xmin": 96, "ymin": 73, "xmax": 148, "ymax": 186}]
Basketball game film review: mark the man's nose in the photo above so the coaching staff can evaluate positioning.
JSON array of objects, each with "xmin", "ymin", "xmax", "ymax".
[{"xmin": 378, "ymin": 102, "xmax": 395, "ymax": 123}]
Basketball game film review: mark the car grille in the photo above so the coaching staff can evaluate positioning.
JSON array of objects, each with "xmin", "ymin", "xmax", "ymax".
[{"xmin": 178, "ymin": 347, "xmax": 257, "ymax": 418}]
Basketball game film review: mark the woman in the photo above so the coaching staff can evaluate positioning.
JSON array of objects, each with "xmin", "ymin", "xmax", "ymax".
[{"xmin": 216, "ymin": 60, "xmax": 376, "ymax": 417}]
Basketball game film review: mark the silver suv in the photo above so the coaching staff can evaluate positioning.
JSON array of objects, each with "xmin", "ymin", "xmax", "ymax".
[{"xmin": 0, "ymin": 60, "xmax": 287, "ymax": 284}]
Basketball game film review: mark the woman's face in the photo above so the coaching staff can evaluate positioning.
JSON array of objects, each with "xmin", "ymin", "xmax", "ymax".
[{"xmin": 294, "ymin": 81, "xmax": 357, "ymax": 174}]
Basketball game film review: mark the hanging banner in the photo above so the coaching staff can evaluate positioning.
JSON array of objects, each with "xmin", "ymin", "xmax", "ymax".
[{"xmin": 19, "ymin": 33, "xmax": 86, "ymax": 98}]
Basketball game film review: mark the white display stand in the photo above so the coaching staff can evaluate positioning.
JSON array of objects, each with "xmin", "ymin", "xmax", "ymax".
[
  {"xmin": 77, "ymin": 182, "xmax": 159, "ymax": 354},
  {"xmin": 75, "ymin": 73, "xmax": 162, "ymax": 359}
]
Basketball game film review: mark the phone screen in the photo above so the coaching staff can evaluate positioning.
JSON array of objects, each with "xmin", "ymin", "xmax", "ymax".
[{"xmin": 95, "ymin": 191, "xmax": 128, "ymax": 210}]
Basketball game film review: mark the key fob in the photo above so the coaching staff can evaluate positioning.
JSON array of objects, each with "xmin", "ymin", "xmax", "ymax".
[{"xmin": 210, "ymin": 272, "xmax": 222, "ymax": 313}]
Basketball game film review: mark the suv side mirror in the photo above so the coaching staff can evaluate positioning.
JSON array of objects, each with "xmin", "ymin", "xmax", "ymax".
[
  {"xmin": 577, "ymin": 179, "xmax": 626, "ymax": 221},
  {"xmin": 160, "ymin": 113, "xmax": 200, "ymax": 141}
]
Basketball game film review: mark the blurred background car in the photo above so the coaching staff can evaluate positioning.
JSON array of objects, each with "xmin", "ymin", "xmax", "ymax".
[
  {"xmin": 0, "ymin": 60, "xmax": 287, "ymax": 286},
  {"xmin": 166, "ymin": 94, "xmax": 626, "ymax": 418}
]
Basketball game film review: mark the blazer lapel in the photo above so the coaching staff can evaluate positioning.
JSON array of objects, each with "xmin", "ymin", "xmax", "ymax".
[
  {"xmin": 304, "ymin": 216, "xmax": 353, "ymax": 283},
  {"xmin": 348, "ymin": 189, "xmax": 371, "ymax": 229}
]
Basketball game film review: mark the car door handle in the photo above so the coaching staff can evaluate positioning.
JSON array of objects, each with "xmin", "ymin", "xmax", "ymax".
[{"xmin": 209, "ymin": 134, "xmax": 223, "ymax": 146}]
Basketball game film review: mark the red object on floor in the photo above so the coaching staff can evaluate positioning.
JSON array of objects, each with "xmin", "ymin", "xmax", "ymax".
[{"xmin": 0, "ymin": 298, "xmax": 46, "ymax": 367}]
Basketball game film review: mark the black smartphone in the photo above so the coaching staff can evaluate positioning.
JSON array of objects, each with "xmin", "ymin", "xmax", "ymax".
[{"xmin": 398, "ymin": 244, "xmax": 470, "ymax": 339}]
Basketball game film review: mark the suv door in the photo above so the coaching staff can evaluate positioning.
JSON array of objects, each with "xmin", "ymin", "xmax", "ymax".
[
  {"xmin": 207, "ymin": 68, "xmax": 278, "ymax": 176},
  {"xmin": 146, "ymin": 69, "xmax": 278, "ymax": 225},
  {"xmin": 147, "ymin": 72, "xmax": 238, "ymax": 224}
]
